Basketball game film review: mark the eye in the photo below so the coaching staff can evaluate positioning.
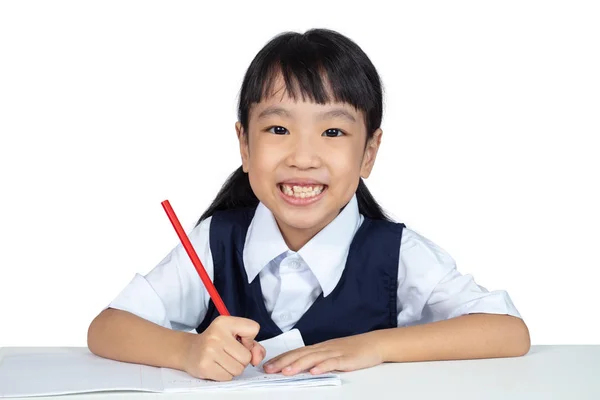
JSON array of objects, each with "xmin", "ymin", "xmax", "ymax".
[
  {"xmin": 267, "ymin": 126, "xmax": 289, "ymax": 135},
  {"xmin": 322, "ymin": 128, "xmax": 344, "ymax": 137}
]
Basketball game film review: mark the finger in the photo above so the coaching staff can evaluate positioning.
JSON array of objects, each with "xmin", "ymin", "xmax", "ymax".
[
  {"xmin": 309, "ymin": 356, "xmax": 351, "ymax": 374},
  {"xmin": 223, "ymin": 337, "xmax": 253, "ymax": 366},
  {"xmin": 264, "ymin": 349, "xmax": 330, "ymax": 374},
  {"xmin": 204, "ymin": 360, "xmax": 235, "ymax": 382},
  {"xmin": 237, "ymin": 338, "xmax": 265, "ymax": 366},
  {"xmin": 214, "ymin": 348, "xmax": 247, "ymax": 378},
  {"xmin": 213, "ymin": 316, "xmax": 260, "ymax": 341},
  {"xmin": 240, "ymin": 336, "xmax": 255, "ymax": 351},
  {"xmin": 280, "ymin": 351, "xmax": 336, "ymax": 375},
  {"xmin": 250, "ymin": 342, "xmax": 266, "ymax": 366},
  {"xmin": 263, "ymin": 348, "xmax": 310, "ymax": 373},
  {"xmin": 230, "ymin": 317, "xmax": 261, "ymax": 340},
  {"xmin": 263, "ymin": 344, "xmax": 321, "ymax": 369}
]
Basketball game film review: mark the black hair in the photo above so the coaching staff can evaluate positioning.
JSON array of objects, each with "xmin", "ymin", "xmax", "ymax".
[{"xmin": 196, "ymin": 28, "xmax": 391, "ymax": 226}]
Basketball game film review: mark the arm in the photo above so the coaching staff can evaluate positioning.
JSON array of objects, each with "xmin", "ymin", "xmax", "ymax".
[
  {"xmin": 389, "ymin": 228, "xmax": 530, "ymax": 361},
  {"xmin": 87, "ymin": 307, "xmax": 192, "ymax": 370},
  {"xmin": 263, "ymin": 313, "xmax": 529, "ymax": 375},
  {"xmin": 88, "ymin": 308, "xmax": 265, "ymax": 380},
  {"xmin": 86, "ymin": 217, "xmax": 211, "ymax": 368},
  {"xmin": 375, "ymin": 313, "xmax": 530, "ymax": 362},
  {"xmin": 86, "ymin": 232, "xmax": 209, "ymax": 370}
]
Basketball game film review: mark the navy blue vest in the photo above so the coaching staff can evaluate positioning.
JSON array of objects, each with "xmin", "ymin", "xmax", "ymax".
[{"xmin": 196, "ymin": 207, "xmax": 405, "ymax": 345}]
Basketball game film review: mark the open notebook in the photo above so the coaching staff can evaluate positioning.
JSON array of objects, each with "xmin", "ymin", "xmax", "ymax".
[{"xmin": 0, "ymin": 329, "xmax": 341, "ymax": 397}]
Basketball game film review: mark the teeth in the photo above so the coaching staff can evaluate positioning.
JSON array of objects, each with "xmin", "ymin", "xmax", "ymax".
[{"xmin": 280, "ymin": 184, "xmax": 324, "ymax": 198}]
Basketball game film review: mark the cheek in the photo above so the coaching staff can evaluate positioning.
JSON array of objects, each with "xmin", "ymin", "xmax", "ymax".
[
  {"xmin": 328, "ymin": 147, "xmax": 363, "ymax": 175},
  {"xmin": 248, "ymin": 143, "xmax": 280, "ymax": 175},
  {"xmin": 326, "ymin": 148, "xmax": 364, "ymax": 197}
]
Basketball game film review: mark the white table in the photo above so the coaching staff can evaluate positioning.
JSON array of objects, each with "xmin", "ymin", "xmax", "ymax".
[{"xmin": 1, "ymin": 345, "xmax": 599, "ymax": 399}]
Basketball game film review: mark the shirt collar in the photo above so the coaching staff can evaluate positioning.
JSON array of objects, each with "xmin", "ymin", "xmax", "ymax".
[
  {"xmin": 243, "ymin": 194, "xmax": 362, "ymax": 297},
  {"xmin": 243, "ymin": 202, "xmax": 289, "ymax": 284}
]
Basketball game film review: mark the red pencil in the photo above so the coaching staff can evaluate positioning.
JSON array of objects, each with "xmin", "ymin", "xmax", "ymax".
[{"xmin": 161, "ymin": 199, "xmax": 230, "ymax": 316}]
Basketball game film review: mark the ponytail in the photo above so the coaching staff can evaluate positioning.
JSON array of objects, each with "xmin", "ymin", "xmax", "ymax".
[
  {"xmin": 195, "ymin": 167, "xmax": 391, "ymax": 226},
  {"xmin": 195, "ymin": 166, "xmax": 258, "ymax": 227},
  {"xmin": 355, "ymin": 178, "xmax": 391, "ymax": 221}
]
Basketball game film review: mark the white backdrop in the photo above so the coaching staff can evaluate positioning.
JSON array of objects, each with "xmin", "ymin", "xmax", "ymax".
[{"xmin": 1, "ymin": 1, "xmax": 598, "ymax": 347}]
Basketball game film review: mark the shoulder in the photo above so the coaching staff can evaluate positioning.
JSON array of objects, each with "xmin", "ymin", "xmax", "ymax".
[
  {"xmin": 358, "ymin": 216, "xmax": 455, "ymax": 269},
  {"xmin": 188, "ymin": 208, "xmax": 254, "ymax": 239},
  {"xmin": 209, "ymin": 207, "xmax": 257, "ymax": 227},
  {"xmin": 398, "ymin": 227, "xmax": 457, "ymax": 278},
  {"xmin": 188, "ymin": 215, "xmax": 212, "ymax": 243},
  {"xmin": 361, "ymin": 216, "xmax": 406, "ymax": 236},
  {"xmin": 199, "ymin": 208, "xmax": 257, "ymax": 255},
  {"xmin": 176, "ymin": 216, "xmax": 213, "ymax": 265},
  {"xmin": 400, "ymin": 228, "xmax": 455, "ymax": 260}
]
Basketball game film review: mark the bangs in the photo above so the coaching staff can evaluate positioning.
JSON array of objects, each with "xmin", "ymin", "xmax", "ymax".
[{"xmin": 238, "ymin": 29, "xmax": 382, "ymax": 132}]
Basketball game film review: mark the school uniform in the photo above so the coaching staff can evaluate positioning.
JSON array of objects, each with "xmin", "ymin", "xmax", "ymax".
[{"xmin": 109, "ymin": 194, "xmax": 521, "ymax": 344}]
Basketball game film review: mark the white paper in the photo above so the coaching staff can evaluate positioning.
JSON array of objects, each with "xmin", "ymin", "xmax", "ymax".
[
  {"xmin": 0, "ymin": 351, "xmax": 162, "ymax": 397},
  {"xmin": 0, "ymin": 329, "xmax": 340, "ymax": 398}
]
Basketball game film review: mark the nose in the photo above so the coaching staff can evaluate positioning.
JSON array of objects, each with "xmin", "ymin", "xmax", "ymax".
[{"xmin": 284, "ymin": 133, "xmax": 322, "ymax": 170}]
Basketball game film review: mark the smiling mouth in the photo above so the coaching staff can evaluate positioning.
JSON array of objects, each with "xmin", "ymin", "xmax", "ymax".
[{"xmin": 278, "ymin": 183, "xmax": 328, "ymax": 199}]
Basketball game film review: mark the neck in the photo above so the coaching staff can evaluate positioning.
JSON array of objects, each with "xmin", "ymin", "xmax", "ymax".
[
  {"xmin": 275, "ymin": 210, "xmax": 340, "ymax": 252},
  {"xmin": 278, "ymin": 225, "xmax": 319, "ymax": 252}
]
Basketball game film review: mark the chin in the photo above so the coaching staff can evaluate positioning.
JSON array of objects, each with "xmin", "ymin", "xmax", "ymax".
[
  {"xmin": 275, "ymin": 208, "xmax": 333, "ymax": 232},
  {"xmin": 283, "ymin": 218, "xmax": 321, "ymax": 231},
  {"xmin": 259, "ymin": 187, "xmax": 343, "ymax": 232}
]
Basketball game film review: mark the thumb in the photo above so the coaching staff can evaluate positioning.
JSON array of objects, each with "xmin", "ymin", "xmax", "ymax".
[
  {"xmin": 239, "ymin": 338, "xmax": 266, "ymax": 366},
  {"xmin": 250, "ymin": 342, "xmax": 266, "ymax": 366},
  {"xmin": 240, "ymin": 336, "xmax": 255, "ymax": 350}
]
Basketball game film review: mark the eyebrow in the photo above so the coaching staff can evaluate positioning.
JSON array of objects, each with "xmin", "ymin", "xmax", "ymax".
[{"xmin": 257, "ymin": 106, "xmax": 357, "ymax": 123}]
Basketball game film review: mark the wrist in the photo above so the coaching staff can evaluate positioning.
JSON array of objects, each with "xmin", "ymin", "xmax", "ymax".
[
  {"xmin": 366, "ymin": 329, "xmax": 397, "ymax": 363},
  {"xmin": 169, "ymin": 330, "xmax": 195, "ymax": 371}
]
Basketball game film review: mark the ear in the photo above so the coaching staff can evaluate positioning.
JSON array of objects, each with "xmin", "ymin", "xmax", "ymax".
[
  {"xmin": 360, "ymin": 128, "xmax": 383, "ymax": 179},
  {"xmin": 236, "ymin": 121, "xmax": 250, "ymax": 173}
]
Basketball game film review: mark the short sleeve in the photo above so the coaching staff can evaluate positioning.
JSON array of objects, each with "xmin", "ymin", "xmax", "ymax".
[
  {"xmin": 108, "ymin": 216, "xmax": 214, "ymax": 331},
  {"xmin": 396, "ymin": 228, "xmax": 521, "ymax": 327}
]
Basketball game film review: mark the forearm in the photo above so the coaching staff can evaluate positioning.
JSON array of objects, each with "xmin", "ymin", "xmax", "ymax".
[
  {"xmin": 87, "ymin": 308, "xmax": 192, "ymax": 370},
  {"xmin": 374, "ymin": 313, "xmax": 530, "ymax": 362}
]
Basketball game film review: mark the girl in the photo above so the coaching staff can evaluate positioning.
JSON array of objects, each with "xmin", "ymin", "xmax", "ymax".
[{"xmin": 88, "ymin": 28, "xmax": 530, "ymax": 382}]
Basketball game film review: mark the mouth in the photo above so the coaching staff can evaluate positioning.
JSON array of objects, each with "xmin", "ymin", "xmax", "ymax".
[{"xmin": 277, "ymin": 182, "xmax": 328, "ymax": 205}]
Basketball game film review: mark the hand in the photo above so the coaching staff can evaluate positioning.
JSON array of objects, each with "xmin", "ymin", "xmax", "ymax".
[
  {"xmin": 263, "ymin": 332, "xmax": 383, "ymax": 375},
  {"xmin": 182, "ymin": 316, "xmax": 266, "ymax": 381}
]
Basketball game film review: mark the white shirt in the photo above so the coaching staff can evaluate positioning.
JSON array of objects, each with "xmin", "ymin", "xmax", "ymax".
[{"xmin": 108, "ymin": 195, "xmax": 521, "ymax": 332}]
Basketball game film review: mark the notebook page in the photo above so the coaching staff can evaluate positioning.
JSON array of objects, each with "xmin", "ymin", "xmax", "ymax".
[
  {"xmin": 0, "ymin": 351, "xmax": 162, "ymax": 398},
  {"xmin": 0, "ymin": 330, "xmax": 340, "ymax": 397}
]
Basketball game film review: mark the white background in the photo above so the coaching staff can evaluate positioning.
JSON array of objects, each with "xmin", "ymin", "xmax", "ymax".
[{"xmin": 1, "ymin": 1, "xmax": 598, "ymax": 347}]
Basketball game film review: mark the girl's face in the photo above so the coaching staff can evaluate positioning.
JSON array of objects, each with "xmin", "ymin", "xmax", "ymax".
[{"xmin": 236, "ymin": 84, "xmax": 382, "ymax": 251}]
